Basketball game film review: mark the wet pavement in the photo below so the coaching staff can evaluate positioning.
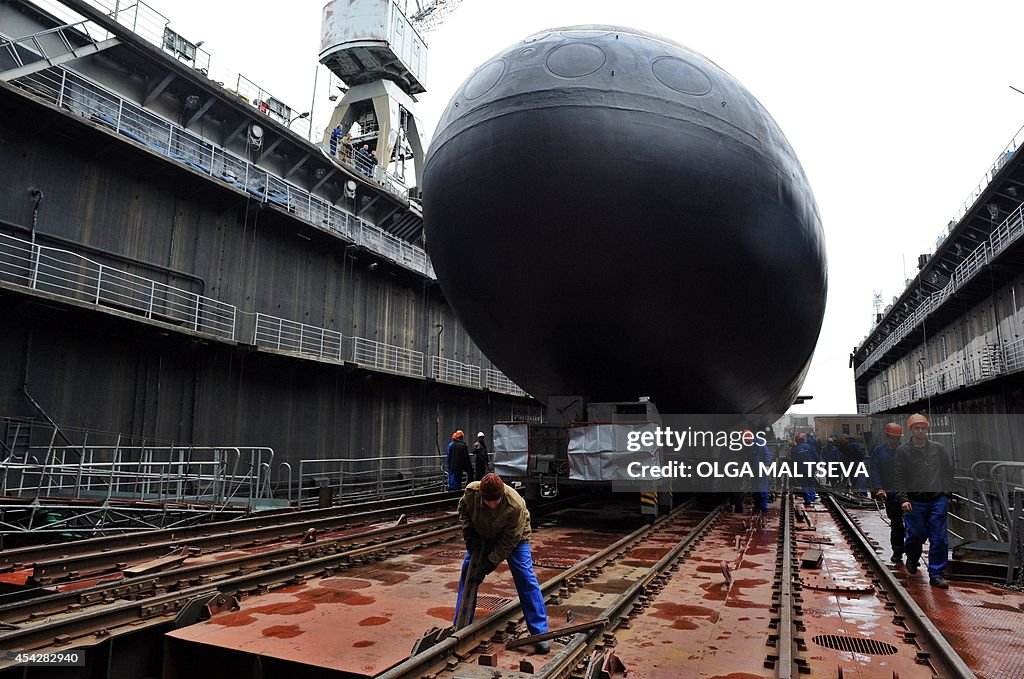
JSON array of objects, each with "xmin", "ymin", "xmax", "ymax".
[{"xmin": 852, "ymin": 506, "xmax": 1024, "ymax": 679}]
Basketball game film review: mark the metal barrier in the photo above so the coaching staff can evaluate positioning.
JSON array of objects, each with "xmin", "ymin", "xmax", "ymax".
[
  {"xmin": 296, "ymin": 455, "xmax": 446, "ymax": 506},
  {"xmin": 0, "ymin": 231, "xmax": 236, "ymax": 339},
  {"xmin": 1, "ymin": 445, "xmax": 275, "ymax": 507},
  {"xmin": 485, "ymin": 369, "xmax": 527, "ymax": 397},
  {"xmin": 351, "ymin": 337, "xmax": 425, "ymax": 377},
  {"xmin": 430, "ymin": 356, "xmax": 482, "ymax": 388},
  {"xmin": 11, "ymin": 65, "xmax": 427, "ymax": 276},
  {"xmin": 252, "ymin": 313, "xmax": 344, "ymax": 361},
  {"xmin": 858, "ymin": 203, "xmax": 1024, "ymax": 381}
]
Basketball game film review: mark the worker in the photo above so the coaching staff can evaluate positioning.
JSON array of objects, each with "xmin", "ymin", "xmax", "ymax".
[
  {"xmin": 869, "ymin": 423, "xmax": 906, "ymax": 564},
  {"xmin": 455, "ymin": 473, "xmax": 550, "ymax": 652},
  {"xmin": 837, "ymin": 436, "xmax": 868, "ymax": 495},
  {"xmin": 893, "ymin": 413, "xmax": 954, "ymax": 589},
  {"xmin": 446, "ymin": 430, "xmax": 471, "ymax": 491},
  {"xmin": 472, "ymin": 431, "xmax": 490, "ymax": 481},
  {"xmin": 747, "ymin": 430, "xmax": 772, "ymax": 512},
  {"xmin": 792, "ymin": 433, "xmax": 819, "ymax": 507}
]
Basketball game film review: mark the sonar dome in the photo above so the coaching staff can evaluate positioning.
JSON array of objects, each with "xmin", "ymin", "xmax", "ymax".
[{"xmin": 423, "ymin": 26, "xmax": 826, "ymax": 415}]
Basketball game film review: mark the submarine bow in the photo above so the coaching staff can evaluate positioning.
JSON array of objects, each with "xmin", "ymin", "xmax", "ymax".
[{"xmin": 423, "ymin": 26, "xmax": 827, "ymax": 415}]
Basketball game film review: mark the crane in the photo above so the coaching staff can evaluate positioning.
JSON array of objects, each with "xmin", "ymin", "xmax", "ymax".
[{"xmin": 407, "ymin": 0, "xmax": 464, "ymax": 33}]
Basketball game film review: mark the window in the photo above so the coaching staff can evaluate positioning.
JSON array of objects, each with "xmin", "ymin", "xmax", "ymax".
[{"xmin": 842, "ymin": 424, "xmax": 850, "ymax": 435}]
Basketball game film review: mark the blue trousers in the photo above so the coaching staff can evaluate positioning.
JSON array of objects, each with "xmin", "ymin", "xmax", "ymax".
[
  {"xmin": 752, "ymin": 491, "xmax": 769, "ymax": 511},
  {"xmin": 801, "ymin": 489, "xmax": 816, "ymax": 505},
  {"xmin": 454, "ymin": 541, "xmax": 549, "ymax": 634},
  {"xmin": 903, "ymin": 496, "xmax": 949, "ymax": 578},
  {"xmin": 447, "ymin": 470, "xmax": 458, "ymax": 491}
]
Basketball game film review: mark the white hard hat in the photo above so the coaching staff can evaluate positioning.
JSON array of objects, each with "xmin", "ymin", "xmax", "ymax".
[{"xmin": 477, "ymin": 431, "xmax": 486, "ymax": 438}]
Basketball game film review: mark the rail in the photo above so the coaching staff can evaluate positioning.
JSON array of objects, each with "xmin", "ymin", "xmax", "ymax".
[
  {"xmin": 0, "ymin": 445, "xmax": 274, "ymax": 508},
  {"xmin": 857, "ymin": 203, "xmax": 1024, "ymax": 381},
  {"xmin": 296, "ymin": 454, "xmax": 446, "ymax": 506},
  {"xmin": 0, "ymin": 231, "xmax": 235, "ymax": 339},
  {"xmin": 0, "ymin": 228, "xmax": 527, "ymax": 397},
  {"xmin": 429, "ymin": 355, "xmax": 481, "ymax": 388},
  {"xmin": 10, "ymin": 65, "xmax": 425, "ymax": 276}
]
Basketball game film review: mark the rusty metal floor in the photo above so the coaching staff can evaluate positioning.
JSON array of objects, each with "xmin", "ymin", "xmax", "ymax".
[
  {"xmin": 851, "ymin": 505, "xmax": 1024, "ymax": 679},
  {"xmin": 164, "ymin": 509, "xmax": 642, "ymax": 677}
]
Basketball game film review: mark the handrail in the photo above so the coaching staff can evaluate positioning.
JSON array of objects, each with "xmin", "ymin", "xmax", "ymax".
[
  {"xmin": 11, "ymin": 65, "xmax": 424, "ymax": 275},
  {"xmin": 857, "ymin": 203, "xmax": 1024, "ymax": 381}
]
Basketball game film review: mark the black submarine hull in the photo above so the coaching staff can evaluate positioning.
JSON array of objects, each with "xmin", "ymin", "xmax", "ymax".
[{"xmin": 423, "ymin": 26, "xmax": 826, "ymax": 415}]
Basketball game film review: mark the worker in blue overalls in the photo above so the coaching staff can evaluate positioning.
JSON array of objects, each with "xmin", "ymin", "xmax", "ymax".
[
  {"xmin": 869, "ymin": 422, "xmax": 906, "ymax": 564},
  {"xmin": 446, "ymin": 430, "xmax": 469, "ymax": 491},
  {"xmin": 792, "ymin": 433, "xmax": 819, "ymax": 507},
  {"xmin": 838, "ymin": 436, "xmax": 868, "ymax": 495},
  {"xmin": 747, "ymin": 429, "xmax": 772, "ymax": 512},
  {"xmin": 893, "ymin": 414, "xmax": 954, "ymax": 589},
  {"xmin": 455, "ymin": 473, "xmax": 550, "ymax": 652}
]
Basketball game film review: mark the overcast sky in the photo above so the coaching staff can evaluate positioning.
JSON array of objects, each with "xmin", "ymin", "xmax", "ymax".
[{"xmin": 160, "ymin": 0, "xmax": 1024, "ymax": 414}]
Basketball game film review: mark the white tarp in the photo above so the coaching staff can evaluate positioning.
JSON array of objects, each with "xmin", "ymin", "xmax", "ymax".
[
  {"xmin": 568, "ymin": 423, "xmax": 660, "ymax": 481},
  {"xmin": 493, "ymin": 423, "xmax": 529, "ymax": 476}
]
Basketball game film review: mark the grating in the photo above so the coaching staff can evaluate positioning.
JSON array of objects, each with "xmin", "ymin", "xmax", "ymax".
[
  {"xmin": 534, "ymin": 557, "xmax": 579, "ymax": 569},
  {"xmin": 811, "ymin": 634, "xmax": 898, "ymax": 656},
  {"xmin": 436, "ymin": 549, "xmax": 467, "ymax": 559},
  {"xmin": 475, "ymin": 595, "xmax": 514, "ymax": 611}
]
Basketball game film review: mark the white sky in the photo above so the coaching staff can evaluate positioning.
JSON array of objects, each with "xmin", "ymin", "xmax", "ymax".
[{"xmin": 161, "ymin": 0, "xmax": 1024, "ymax": 414}]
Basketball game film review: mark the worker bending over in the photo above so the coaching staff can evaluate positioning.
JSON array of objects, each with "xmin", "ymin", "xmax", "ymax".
[{"xmin": 454, "ymin": 473, "xmax": 550, "ymax": 653}]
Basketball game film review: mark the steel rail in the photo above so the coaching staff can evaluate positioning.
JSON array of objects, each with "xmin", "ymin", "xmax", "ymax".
[
  {"xmin": 10, "ymin": 498, "xmax": 458, "ymax": 584},
  {"xmin": 374, "ymin": 499, "xmax": 703, "ymax": 679},
  {"xmin": 823, "ymin": 494, "xmax": 976, "ymax": 679},
  {"xmin": 776, "ymin": 492, "xmax": 797, "ymax": 678},
  {"xmin": 533, "ymin": 505, "xmax": 723, "ymax": 679},
  {"xmin": 0, "ymin": 491, "xmax": 457, "ymax": 573},
  {"xmin": 0, "ymin": 514, "xmax": 457, "ymax": 624},
  {"xmin": 0, "ymin": 522, "xmax": 461, "ymax": 662}
]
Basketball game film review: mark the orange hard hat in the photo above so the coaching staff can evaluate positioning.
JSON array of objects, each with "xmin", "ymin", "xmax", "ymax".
[
  {"xmin": 906, "ymin": 414, "xmax": 930, "ymax": 429},
  {"xmin": 452, "ymin": 430, "xmax": 464, "ymax": 440},
  {"xmin": 883, "ymin": 422, "xmax": 903, "ymax": 437},
  {"xmin": 795, "ymin": 433, "xmax": 806, "ymax": 442}
]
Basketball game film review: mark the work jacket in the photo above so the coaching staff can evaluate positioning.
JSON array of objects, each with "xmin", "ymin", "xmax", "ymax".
[
  {"xmin": 458, "ymin": 481, "xmax": 532, "ymax": 566},
  {"xmin": 893, "ymin": 440, "xmax": 954, "ymax": 503}
]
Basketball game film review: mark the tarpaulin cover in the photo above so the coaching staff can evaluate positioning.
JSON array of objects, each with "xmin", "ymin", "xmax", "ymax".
[
  {"xmin": 493, "ymin": 423, "xmax": 529, "ymax": 476},
  {"xmin": 568, "ymin": 423, "xmax": 660, "ymax": 481}
]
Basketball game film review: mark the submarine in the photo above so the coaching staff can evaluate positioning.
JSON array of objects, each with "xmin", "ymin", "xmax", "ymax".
[{"xmin": 423, "ymin": 26, "xmax": 826, "ymax": 415}]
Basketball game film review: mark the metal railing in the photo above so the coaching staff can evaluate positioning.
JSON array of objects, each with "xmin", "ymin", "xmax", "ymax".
[
  {"xmin": 0, "ymin": 228, "xmax": 527, "ymax": 396},
  {"xmin": 1, "ymin": 445, "xmax": 274, "ymax": 507},
  {"xmin": 351, "ymin": 336, "xmax": 424, "ymax": 377},
  {"xmin": 430, "ymin": 356, "xmax": 482, "ymax": 388},
  {"xmin": 11, "ymin": 65, "xmax": 428, "ymax": 276},
  {"xmin": 485, "ymin": 369, "xmax": 527, "ymax": 397},
  {"xmin": 0, "ymin": 231, "xmax": 236, "ymax": 339},
  {"xmin": 857, "ymin": 203, "xmax": 1024, "ymax": 379},
  {"xmin": 295, "ymin": 454, "xmax": 446, "ymax": 506},
  {"xmin": 939, "ymin": 125, "xmax": 1024, "ymax": 249},
  {"xmin": 252, "ymin": 313, "xmax": 344, "ymax": 362}
]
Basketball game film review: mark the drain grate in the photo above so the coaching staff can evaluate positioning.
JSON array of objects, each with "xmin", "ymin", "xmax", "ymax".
[
  {"xmin": 534, "ymin": 557, "xmax": 578, "ymax": 569},
  {"xmin": 436, "ymin": 549, "xmax": 466, "ymax": 559},
  {"xmin": 811, "ymin": 634, "xmax": 898, "ymax": 656},
  {"xmin": 475, "ymin": 595, "xmax": 514, "ymax": 611}
]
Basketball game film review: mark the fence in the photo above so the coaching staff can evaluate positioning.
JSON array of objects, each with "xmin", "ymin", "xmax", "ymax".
[
  {"xmin": 0, "ymin": 445, "xmax": 275, "ymax": 508},
  {"xmin": 12, "ymin": 65, "xmax": 427, "ymax": 277},
  {"xmin": 0, "ymin": 231, "xmax": 236, "ymax": 339},
  {"xmin": 296, "ymin": 454, "xmax": 446, "ymax": 506},
  {"xmin": 857, "ymin": 205, "xmax": 1024, "ymax": 380}
]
